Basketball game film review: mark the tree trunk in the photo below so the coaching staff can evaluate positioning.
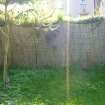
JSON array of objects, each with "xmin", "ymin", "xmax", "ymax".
[
  {"xmin": 3, "ymin": 1, "xmax": 10, "ymax": 88},
  {"xmin": 3, "ymin": 32, "xmax": 10, "ymax": 88}
]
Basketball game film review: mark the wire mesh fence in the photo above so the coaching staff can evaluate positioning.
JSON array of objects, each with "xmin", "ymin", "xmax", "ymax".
[{"xmin": 0, "ymin": 19, "xmax": 105, "ymax": 69}]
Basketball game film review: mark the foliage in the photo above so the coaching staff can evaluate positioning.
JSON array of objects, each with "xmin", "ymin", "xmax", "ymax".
[
  {"xmin": 64, "ymin": 15, "xmax": 105, "ymax": 23},
  {"xmin": 0, "ymin": 65, "xmax": 105, "ymax": 105},
  {"xmin": 0, "ymin": 0, "xmax": 38, "ymax": 4},
  {"xmin": 0, "ymin": 0, "xmax": 63, "ymax": 26},
  {"xmin": 77, "ymin": 17, "xmax": 104, "ymax": 24}
]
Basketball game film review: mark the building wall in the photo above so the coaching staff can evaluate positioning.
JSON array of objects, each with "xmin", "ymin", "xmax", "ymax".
[{"xmin": 64, "ymin": 0, "xmax": 95, "ymax": 17}]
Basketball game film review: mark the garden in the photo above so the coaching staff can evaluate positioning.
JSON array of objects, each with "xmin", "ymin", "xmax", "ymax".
[
  {"xmin": 0, "ymin": 65, "xmax": 105, "ymax": 105},
  {"xmin": 0, "ymin": 0, "xmax": 105, "ymax": 105}
]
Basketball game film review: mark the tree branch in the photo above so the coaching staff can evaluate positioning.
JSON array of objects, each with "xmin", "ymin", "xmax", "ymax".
[
  {"xmin": 0, "ymin": 27, "xmax": 8, "ymax": 38},
  {"xmin": 40, "ymin": 9, "xmax": 55, "ymax": 21}
]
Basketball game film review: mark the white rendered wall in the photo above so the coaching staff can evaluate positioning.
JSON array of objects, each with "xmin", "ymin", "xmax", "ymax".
[{"xmin": 64, "ymin": 0, "xmax": 95, "ymax": 17}]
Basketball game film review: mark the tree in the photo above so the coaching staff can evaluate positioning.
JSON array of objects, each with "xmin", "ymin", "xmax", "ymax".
[
  {"xmin": 0, "ymin": 0, "xmax": 11, "ymax": 88},
  {"xmin": 0, "ymin": 0, "xmax": 60, "ymax": 88},
  {"xmin": 0, "ymin": 0, "xmax": 38, "ymax": 88}
]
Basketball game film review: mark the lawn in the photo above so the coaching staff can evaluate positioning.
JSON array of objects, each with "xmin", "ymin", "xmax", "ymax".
[{"xmin": 0, "ymin": 65, "xmax": 105, "ymax": 105}]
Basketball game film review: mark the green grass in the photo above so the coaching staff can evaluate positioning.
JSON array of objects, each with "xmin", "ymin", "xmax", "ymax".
[{"xmin": 0, "ymin": 65, "xmax": 105, "ymax": 105}]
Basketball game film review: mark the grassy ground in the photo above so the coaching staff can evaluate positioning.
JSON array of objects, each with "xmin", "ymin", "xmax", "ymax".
[{"xmin": 0, "ymin": 65, "xmax": 105, "ymax": 105}]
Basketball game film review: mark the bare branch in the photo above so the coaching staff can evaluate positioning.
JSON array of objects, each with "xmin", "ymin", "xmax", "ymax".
[
  {"xmin": 0, "ymin": 27, "xmax": 8, "ymax": 38},
  {"xmin": 7, "ymin": 3, "xmax": 17, "ymax": 12},
  {"xmin": 15, "ymin": 9, "xmax": 38, "ymax": 19},
  {"xmin": 40, "ymin": 9, "xmax": 55, "ymax": 21}
]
